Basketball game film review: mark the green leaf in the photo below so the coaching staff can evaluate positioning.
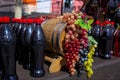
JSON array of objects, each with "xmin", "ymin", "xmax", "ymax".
[
  {"xmin": 75, "ymin": 18, "xmax": 83, "ymax": 27},
  {"xmin": 85, "ymin": 19, "xmax": 94, "ymax": 30},
  {"xmin": 88, "ymin": 36, "xmax": 98, "ymax": 45},
  {"xmin": 88, "ymin": 19, "xmax": 94, "ymax": 25},
  {"xmin": 75, "ymin": 20, "xmax": 79, "ymax": 24},
  {"xmin": 87, "ymin": 24, "xmax": 92, "ymax": 30},
  {"xmin": 84, "ymin": 23, "xmax": 88, "ymax": 30},
  {"xmin": 75, "ymin": 18, "xmax": 94, "ymax": 31}
]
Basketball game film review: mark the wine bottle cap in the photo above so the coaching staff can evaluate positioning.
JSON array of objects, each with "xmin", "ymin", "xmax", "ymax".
[
  {"xmin": 12, "ymin": 18, "xmax": 16, "ymax": 22},
  {"xmin": 33, "ymin": 18, "xmax": 36, "ymax": 23},
  {"xmin": 13, "ymin": 18, "xmax": 21, "ymax": 23},
  {"xmin": 111, "ymin": 21, "xmax": 115, "ymax": 26},
  {"xmin": 3, "ymin": 16, "xmax": 10, "ymax": 23},
  {"xmin": 22, "ymin": 19, "xmax": 27, "ymax": 23},
  {"xmin": 105, "ymin": 20, "xmax": 111, "ymax": 25},
  {"xmin": 17, "ymin": 19, "xmax": 22, "ymax": 23},
  {"xmin": 35, "ymin": 19, "xmax": 43, "ymax": 24},
  {"xmin": 0, "ymin": 17, "xmax": 2, "ymax": 23},
  {"xmin": 27, "ymin": 18, "xmax": 33, "ymax": 23},
  {"xmin": 95, "ymin": 20, "xmax": 100, "ymax": 25}
]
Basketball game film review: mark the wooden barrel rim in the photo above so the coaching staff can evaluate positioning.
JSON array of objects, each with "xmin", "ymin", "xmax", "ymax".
[
  {"xmin": 51, "ymin": 21, "xmax": 62, "ymax": 52},
  {"xmin": 56, "ymin": 22, "xmax": 66, "ymax": 54}
]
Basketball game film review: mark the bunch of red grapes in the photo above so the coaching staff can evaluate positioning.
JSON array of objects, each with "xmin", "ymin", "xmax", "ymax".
[{"xmin": 59, "ymin": 12, "xmax": 82, "ymax": 75}]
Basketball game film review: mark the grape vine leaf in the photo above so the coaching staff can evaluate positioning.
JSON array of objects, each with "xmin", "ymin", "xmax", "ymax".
[
  {"xmin": 87, "ymin": 19, "xmax": 94, "ymax": 30},
  {"xmin": 88, "ymin": 36, "xmax": 98, "ymax": 45},
  {"xmin": 75, "ymin": 18, "xmax": 94, "ymax": 31}
]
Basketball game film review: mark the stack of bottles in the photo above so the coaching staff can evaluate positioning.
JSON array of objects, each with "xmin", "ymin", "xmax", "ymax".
[
  {"xmin": 91, "ymin": 20, "xmax": 115, "ymax": 59},
  {"xmin": 0, "ymin": 17, "xmax": 46, "ymax": 80}
]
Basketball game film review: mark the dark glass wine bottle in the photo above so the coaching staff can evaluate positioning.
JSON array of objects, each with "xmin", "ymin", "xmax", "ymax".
[
  {"xmin": 15, "ymin": 19, "xmax": 23, "ymax": 61},
  {"xmin": 91, "ymin": 20, "xmax": 101, "ymax": 56},
  {"xmin": 23, "ymin": 19, "xmax": 34, "ymax": 70},
  {"xmin": 0, "ymin": 17, "xmax": 18, "ymax": 80},
  {"xmin": 30, "ymin": 19, "xmax": 45, "ymax": 77},
  {"xmin": 18, "ymin": 19, "xmax": 27, "ymax": 65},
  {"xmin": 100, "ymin": 21, "xmax": 114, "ymax": 59}
]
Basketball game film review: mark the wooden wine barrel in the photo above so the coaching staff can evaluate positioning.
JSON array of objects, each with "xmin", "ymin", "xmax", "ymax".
[{"xmin": 41, "ymin": 19, "xmax": 67, "ymax": 55}]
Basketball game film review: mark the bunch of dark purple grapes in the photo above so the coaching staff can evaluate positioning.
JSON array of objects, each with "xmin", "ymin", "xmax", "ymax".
[
  {"xmin": 76, "ymin": 45, "xmax": 89, "ymax": 77},
  {"xmin": 75, "ymin": 28, "xmax": 89, "ymax": 77}
]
